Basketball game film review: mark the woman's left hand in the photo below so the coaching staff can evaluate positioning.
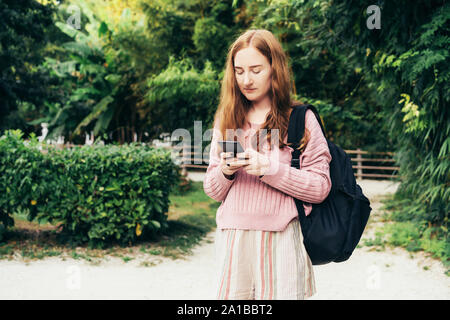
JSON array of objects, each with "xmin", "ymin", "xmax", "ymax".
[{"xmin": 237, "ymin": 148, "xmax": 271, "ymax": 177}]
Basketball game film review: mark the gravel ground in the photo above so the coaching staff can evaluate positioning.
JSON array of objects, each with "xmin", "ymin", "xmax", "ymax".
[{"xmin": 0, "ymin": 179, "xmax": 448, "ymax": 300}]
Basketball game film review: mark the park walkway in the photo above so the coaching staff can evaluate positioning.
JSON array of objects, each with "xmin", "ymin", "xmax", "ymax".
[{"xmin": 0, "ymin": 179, "xmax": 448, "ymax": 299}]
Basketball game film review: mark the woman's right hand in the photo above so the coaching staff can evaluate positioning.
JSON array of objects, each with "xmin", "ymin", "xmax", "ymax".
[{"xmin": 220, "ymin": 152, "xmax": 249, "ymax": 178}]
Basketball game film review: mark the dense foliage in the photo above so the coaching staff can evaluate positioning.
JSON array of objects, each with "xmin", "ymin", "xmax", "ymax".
[
  {"xmin": 37, "ymin": 1, "xmax": 157, "ymax": 144},
  {"xmin": 0, "ymin": 130, "xmax": 180, "ymax": 246},
  {"xmin": 307, "ymin": 0, "xmax": 449, "ymax": 242},
  {"xmin": 0, "ymin": 0, "xmax": 57, "ymax": 133},
  {"xmin": 1, "ymin": 0, "xmax": 394, "ymax": 150}
]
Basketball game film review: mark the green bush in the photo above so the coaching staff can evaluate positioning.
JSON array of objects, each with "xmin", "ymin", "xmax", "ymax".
[
  {"xmin": 0, "ymin": 130, "xmax": 41, "ymax": 238},
  {"xmin": 383, "ymin": 221, "xmax": 449, "ymax": 265},
  {"xmin": 0, "ymin": 130, "xmax": 181, "ymax": 247}
]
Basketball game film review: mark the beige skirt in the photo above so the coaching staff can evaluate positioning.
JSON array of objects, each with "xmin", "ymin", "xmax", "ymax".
[{"xmin": 214, "ymin": 217, "xmax": 316, "ymax": 300}]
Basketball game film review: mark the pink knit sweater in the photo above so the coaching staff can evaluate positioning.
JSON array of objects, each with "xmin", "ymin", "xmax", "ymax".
[{"xmin": 203, "ymin": 109, "xmax": 332, "ymax": 231}]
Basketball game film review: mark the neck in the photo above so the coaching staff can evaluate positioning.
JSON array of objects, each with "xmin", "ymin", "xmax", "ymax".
[{"xmin": 250, "ymin": 95, "xmax": 272, "ymax": 112}]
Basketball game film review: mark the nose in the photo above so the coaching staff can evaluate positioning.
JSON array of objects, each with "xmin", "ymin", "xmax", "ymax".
[{"xmin": 243, "ymin": 73, "xmax": 253, "ymax": 86}]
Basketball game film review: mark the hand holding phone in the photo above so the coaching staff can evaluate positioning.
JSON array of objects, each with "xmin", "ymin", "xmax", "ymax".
[
  {"xmin": 218, "ymin": 140, "xmax": 249, "ymax": 178},
  {"xmin": 217, "ymin": 140, "xmax": 249, "ymax": 159}
]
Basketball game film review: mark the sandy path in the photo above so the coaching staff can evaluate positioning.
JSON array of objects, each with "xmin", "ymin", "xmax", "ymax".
[
  {"xmin": 0, "ymin": 179, "xmax": 449, "ymax": 300},
  {"xmin": 0, "ymin": 234, "xmax": 218, "ymax": 300}
]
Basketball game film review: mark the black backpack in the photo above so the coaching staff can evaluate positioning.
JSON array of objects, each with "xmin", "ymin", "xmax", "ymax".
[{"xmin": 287, "ymin": 104, "xmax": 372, "ymax": 265}]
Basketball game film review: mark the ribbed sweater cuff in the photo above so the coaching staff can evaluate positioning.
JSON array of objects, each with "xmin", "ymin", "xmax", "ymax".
[
  {"xmin": 259, "ymin": 159, "xmax": 289, "ymax": 185},
  {"xmin": 214, "ymin": 165, "xmax": 236, "ymax": 188}
]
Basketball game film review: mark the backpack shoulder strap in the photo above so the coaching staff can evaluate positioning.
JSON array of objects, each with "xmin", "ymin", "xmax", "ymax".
[
  {"xmin": 287, "ymin": 104, "xmax": 327, "ymax": 169},
  {"xmin": 303, "ymin": 104, "xmax": 327, "ymax": 139},
  {"xmin": 287, "ymin": 105, "xmax": 307, "ymax": 168}
]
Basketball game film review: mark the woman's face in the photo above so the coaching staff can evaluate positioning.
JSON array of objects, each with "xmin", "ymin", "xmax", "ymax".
[{"xmin": 234, "ymin": 47, "xmax": 272, "ymax": 103}]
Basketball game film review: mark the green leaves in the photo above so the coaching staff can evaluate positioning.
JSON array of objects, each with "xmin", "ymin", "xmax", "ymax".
[
  {"xmin": 39, "ymin": 5, "xmax": 150, "ymax": 142},
  {"xmin": 98, "ymin": 21, "xmax": 109, "ymax": 37},
  {"xmin": 307, "ymin": 0, "xmax": 449, "ymax": 232},
  {"xmin": 150, "ymin": 220, "xmax": 161, "ymax": 229},
  {"xmin": 145, "ymin": 56, "xmax": 220, "ymax": 134},
  {"xmin": 398, "ymin": 94, "xmax": 425, "ymax": 134},
  {"xmin": 55, "ymin": 21, "xmax": 79, "ymax": 39},
  {"xmin": 73, "ymin": 95, "xmax": 114, "ymax": 135},
  {"xmin": 0, "ymin": 130, "xmax": 180, "ymax": 245}
]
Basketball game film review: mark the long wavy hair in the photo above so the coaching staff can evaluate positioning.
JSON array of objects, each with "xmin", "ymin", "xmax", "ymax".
[{"xmin": 213, "ymin": 29, "xmax": 310, "ymax": 154}]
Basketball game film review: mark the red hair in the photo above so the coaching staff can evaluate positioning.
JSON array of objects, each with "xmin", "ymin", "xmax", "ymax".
[{"xmin": 213, "ymin": 29, "xmax": 309, "ymax": 153}]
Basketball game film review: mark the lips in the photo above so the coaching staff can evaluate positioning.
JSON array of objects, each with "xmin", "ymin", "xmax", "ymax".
[{"xmin": 245, "ymin": 88, "xmax": 256, "ymax": 92}]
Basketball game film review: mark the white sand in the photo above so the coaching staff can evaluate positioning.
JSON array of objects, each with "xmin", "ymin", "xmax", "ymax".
[{"xmin": 0, "ymin": 179, "xmax": 448, "ymax": 300}]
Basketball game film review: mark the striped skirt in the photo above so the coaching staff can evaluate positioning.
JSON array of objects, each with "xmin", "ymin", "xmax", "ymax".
[{"xmin": 214, "ymin": 217, "xmax": 316, "ymax": 300}]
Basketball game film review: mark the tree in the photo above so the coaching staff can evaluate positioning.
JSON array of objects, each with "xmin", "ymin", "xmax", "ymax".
[
  {"xmin": 38, "ymin": 1, "xmax": 159, "ymax": 143},
  {"xmin": 245, "ymin": 0, "xmax": 392, "ymax": 151},
  {"xmin": 307, "ymin": 0, "xmax": 449, "ymax": 232},
  {"xmin": 0, "ymin": 0, "xmax": 56, "ymax": 134}
]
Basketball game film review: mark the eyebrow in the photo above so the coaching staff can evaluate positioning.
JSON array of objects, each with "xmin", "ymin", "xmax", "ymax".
[{"xmin": 234, "ymin": 65, "xmax": 262, "ymax": 69}]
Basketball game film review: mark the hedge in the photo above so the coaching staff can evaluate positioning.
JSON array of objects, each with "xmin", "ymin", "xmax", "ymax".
[{"xmin": 0, "ymin": 130, "xmax": 181, "ymax": 247}]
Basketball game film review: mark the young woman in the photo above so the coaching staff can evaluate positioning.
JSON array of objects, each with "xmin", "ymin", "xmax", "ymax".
[{"xmin": 203, "ymin": 29, "xmax": 332, "ymax": 300}]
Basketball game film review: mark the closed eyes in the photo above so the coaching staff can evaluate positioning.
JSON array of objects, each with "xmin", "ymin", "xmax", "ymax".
[{"xmin": 235, "ymin": 70, "xmax": 261, "ymax": 75}]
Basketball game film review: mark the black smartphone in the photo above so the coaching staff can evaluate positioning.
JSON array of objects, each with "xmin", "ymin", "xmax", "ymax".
[{"xmin": 217, "ymin": 140, "xmax": 247, "ymax": 159}]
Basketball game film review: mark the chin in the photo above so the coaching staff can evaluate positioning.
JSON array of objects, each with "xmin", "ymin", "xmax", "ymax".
[{"xmin": 245, "ymin": 93, "xmax": 260, "ymax": 101}]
